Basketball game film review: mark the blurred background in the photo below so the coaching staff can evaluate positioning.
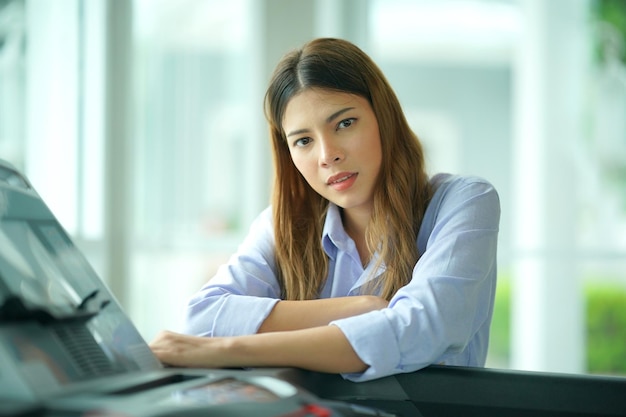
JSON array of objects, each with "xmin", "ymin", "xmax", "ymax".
[{"xmin": 1, "ymin": 0, "xmax": 624, "ymax": 377}]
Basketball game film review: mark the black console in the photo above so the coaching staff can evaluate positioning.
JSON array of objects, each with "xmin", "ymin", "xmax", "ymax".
[{"xmin": 289, "ymin": 365, "xmax": 626, "ymax": 417}]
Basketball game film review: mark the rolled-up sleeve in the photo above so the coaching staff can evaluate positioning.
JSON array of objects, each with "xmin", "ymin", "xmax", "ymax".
[
  {"xmin": 183, "ymin": 207, "xmax": 281, "ymax": 337},
  {"xmin": 331, "ymin": 176, "xmax": 500, "ymax": 382}
]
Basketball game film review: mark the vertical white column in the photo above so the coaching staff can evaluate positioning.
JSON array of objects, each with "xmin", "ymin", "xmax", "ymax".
[
  {"xmin": 80, "ymin": 0, "xmax": 106, "ymax": 241},
  {"xmin": 24, "ymin": 0, "xmax": 79, "ymax": 232},
  {"xmin": 511, "ymin": 0, "xmax": 590, "ymax": 373},
  {"xmin": 103, "ymin": 0, "xmax": 132, "ymax": 309}
]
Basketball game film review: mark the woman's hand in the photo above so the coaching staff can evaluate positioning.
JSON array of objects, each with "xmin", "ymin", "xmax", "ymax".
[{"xmin": 149, "ymin": 330, "xmax": 230, "ymax": 368}]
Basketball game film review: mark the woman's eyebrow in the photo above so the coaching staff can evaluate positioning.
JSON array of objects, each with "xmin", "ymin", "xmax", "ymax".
[
  {"xmin": 326, "ymin": 107, "xmax": 355, "ymax": 124},
  {"xmin": 286, "ymin": 107, "xmax": 356, "ymax": 138},
  {"xmin": 286, "ymin": 128, "xmax": 309, "ymax": 138}
]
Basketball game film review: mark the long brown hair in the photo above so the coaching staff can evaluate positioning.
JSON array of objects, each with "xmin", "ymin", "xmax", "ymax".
[{"xmin": 264, "ymin": 38, "xmax": 432, "ymax": 301}]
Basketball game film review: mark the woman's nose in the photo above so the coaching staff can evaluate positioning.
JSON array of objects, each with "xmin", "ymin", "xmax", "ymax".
[{"xmin": 319, "ymin": 139, "xmax": 344, "ymax": 166}]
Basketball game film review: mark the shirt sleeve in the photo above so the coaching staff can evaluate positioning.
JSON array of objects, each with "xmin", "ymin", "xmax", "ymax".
[
  {"xmin": 331, "ymin": 176, "xmax": 500, "ymax": 382},
  {"xmin": 183, "ymin": 207, "xmax": 281, "ymax": 337}
]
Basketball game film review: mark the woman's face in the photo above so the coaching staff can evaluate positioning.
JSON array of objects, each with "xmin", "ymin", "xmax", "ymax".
[{"xmin": 282, "ymin": 88, "xmax": 382, "ymax": 216}]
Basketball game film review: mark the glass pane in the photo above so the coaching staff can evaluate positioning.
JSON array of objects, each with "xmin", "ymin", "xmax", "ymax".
[
  {"xmin": 129, "ymin": 0, "xmax": 262, "ymax": 338},
  {"xmin": 133, "ymin": 0, "xmax": 256, "ymax": 245},
  {"xmin": 0, "ymin": 0, "xmax": 26, "ymax": 169}
]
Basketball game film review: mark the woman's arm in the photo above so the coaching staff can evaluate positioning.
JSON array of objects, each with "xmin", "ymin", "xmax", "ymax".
[
  {"xmin": 329, "ymin": 175, "xmax": 501, "ymax": 382},
  {"xmin": 150, "ymin": 325, "xmax": 368, "ymax": 374},
  {"xmin": 257, "ymin": 296, "xmax": 388, "ymax": 333},
  {"xmin": 185, "ymin": 207, "xmax": 388, "ymax": 337}
]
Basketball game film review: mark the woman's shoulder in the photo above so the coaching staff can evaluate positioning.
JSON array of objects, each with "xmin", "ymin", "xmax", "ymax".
[
  {"xmin": 239, "ymin": 206, "xmax": 275, "ymax": 245},
  {"xmin": 428, "ymin": 173, "xmax": 499, "ymax": 209},
  {"xmin": 429, "ymin": 173, "xmax": 499, "ymax": 210},
  {"xmin": 418, "ymin": 173, "xmax": 500, "ymax": 251},
  {"xmin": 429, "ymin": 173, "xmax": 497, "ymax": 194}
]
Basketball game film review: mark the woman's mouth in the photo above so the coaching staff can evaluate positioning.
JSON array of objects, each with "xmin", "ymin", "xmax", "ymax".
[{"xmin": 327, "ymin": 172, "xmax": 358, "ymax": 191}]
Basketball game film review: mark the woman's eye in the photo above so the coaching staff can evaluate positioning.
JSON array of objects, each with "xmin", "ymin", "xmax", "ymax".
[
  {"xmin": 337, "ymin": 118, "xmax": 356, "ymax": 130},
  {"xmin": 294, "ymin": 137, "xmax": 312, "ymax": 147}
]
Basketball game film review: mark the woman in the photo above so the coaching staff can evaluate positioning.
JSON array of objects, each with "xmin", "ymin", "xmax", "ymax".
[{"xmin": 150, "ymin": 38, "xmax": 500, "ymax": 382}]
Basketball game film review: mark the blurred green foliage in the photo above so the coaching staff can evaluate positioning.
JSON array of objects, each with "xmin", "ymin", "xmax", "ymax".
[
  {"xmin": 490, "ymin": 278, "xmax": 511, "ymax": 362},
  {"xmin": 586, "ymin": 284, "xmax": 626, "ymax": 374},
  {"xmin": 490, "ymin": 277, "xmax": 626, "ymax": 375},
  {"xmin": 593, "ymin": 0, "xmax": 626, "ymax": 64}
]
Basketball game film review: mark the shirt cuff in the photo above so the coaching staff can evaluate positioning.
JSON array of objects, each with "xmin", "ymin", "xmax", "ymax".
[{"xmin": 330, "ymin": 309, "xmax": 401, "ymax": 382}]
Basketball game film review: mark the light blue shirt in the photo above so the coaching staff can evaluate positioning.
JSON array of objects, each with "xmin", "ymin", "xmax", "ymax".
[{"xmin": 184, "ymin": 174, "xmax": 500, "ymax": 382}]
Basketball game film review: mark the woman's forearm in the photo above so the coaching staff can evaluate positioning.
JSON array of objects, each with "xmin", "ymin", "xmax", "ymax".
[
  {"xmin": 230, "ymin": 325, "xmax": 368, "ymax": 373},
  {"xmin": 257, "ymin": 295, "xmax": 388, "ymax": 333},
  {"xmin": 150, "ymin": 325, "xmax": 368, "ymax": 374}
]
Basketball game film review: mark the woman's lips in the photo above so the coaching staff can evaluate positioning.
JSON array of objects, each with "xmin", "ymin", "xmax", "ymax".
[{"xmin": 327, "ymin": 172, "xmax": 357, "ymax": 191}]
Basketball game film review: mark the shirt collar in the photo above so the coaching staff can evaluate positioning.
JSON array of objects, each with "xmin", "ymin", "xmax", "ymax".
[
  {"xmin": 321, "ymin": 203, "xmax": 387, "ymax": 281},
  {"xmin": 321, "ymin": 203, "xmax": 352, "ymax": 260}
]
